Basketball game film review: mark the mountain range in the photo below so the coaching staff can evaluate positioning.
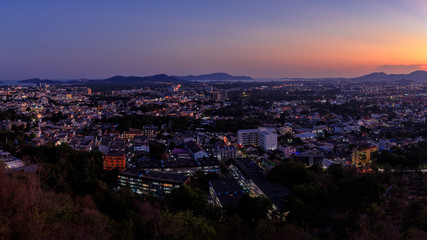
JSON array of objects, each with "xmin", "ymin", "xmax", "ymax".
[
  {"xmin": 18, "ymin": 74, "xmax": 185, "ymax": 86},
  {"xmin": 16, "ymin": 73, "xmax": 253, "ymax": 86},
  {"xmin": 92, "ymin": 74, "xmax": 184, "ymax": 84},
  {"xmin": 18, "ymin": 78, "xmax": 63, "ymax": 84},
  {"xmin": 14, "ymin": 70, "xmax": 427, "ymax": 86}
]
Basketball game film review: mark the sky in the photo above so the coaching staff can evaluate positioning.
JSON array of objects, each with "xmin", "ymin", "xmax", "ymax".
[{"xmin": 0, "ymin": 0, "xmax": 427, "ymax": 80}]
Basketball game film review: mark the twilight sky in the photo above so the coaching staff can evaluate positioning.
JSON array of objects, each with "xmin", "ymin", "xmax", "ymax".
[{"xmin": 1, "ymin": 0, "xmax": 426, "ymax": 80}]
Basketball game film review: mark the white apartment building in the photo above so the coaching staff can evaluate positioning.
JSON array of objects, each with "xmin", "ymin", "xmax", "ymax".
[
  {"xmin": 237, "ymin": 127, "xmax": 277, "ymax": 151},
  {"xmin": 237, "ymin": 129, "xmax": 259, "ymax": 146},
  {"xmin": 258, "ymin": 131, "xmax": 277, "ymax": 151}
]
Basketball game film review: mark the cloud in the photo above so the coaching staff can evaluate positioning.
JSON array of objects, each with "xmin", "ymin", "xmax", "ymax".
[{"xmin": 376, "ymin": 64, "xmax": 427, "ymax": 73}]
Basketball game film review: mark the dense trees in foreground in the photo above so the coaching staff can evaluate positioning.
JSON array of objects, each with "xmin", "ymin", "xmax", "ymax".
[{"xmin": 1, "ymin": 143, "xmax": 427, "ymax": 239}]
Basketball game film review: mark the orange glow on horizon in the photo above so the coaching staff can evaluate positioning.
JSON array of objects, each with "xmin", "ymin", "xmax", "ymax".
[{"xmin": 418, "ymin": 65, "xmax": 427, "ymax": 71}]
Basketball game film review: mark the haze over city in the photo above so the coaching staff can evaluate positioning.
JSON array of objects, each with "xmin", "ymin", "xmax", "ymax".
[{"xmin": 1, "ymin": 0, "xmax": 427, "ymax": 80}]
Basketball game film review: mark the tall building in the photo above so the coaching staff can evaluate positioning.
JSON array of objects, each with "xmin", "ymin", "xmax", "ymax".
[
  {"xmin": 258, "ymin": 131, "xmax": 277, "ymax": 151},
  {"xmin": 237, "ymin": 127, "xmax": 277, "ymax": 151},
  {"xmin": 237, "ymin": 129, "xmax": 259, "ymax": 146},
  {"xmin": 205, "ymin": 86, "xmax": 214, "ymax": 93},
  {"xmin": 84, "ymin": 87, "xmax": 92, "ymax": 96}
]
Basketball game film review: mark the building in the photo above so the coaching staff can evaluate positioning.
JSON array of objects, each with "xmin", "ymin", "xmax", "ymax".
[
  {"xmin": 215, "ymin": 145, "xmax": 239, "ymax": 161},
  {"xmin": 84, "ymin": 88, "xmax": 92, "ymax": 96},
  {"xmin": 294, "ymin": 150, "xmax": 324, "ymax": 167},
  {"xmin": 237, "ymin": 127, "xmax": 277, "ymax": 151},
  {"xmin": 258, "ymin": 131, "xmax": 277, "ymax": 151},
  {"xmin": 185, "ymin": 140, "xmax": 209, "ymax": 160},
  {"xmin": 209, "ymin": 175, "xmax": 245, "ymax": 208},
  {"xmin": 226, "ymin": 158, "xmax": 290, "ymax": 211},
  {"xmin": 352, "ymin": 146, "xmax": 378, "ymax": 167},
  {"xmin": 205, "ymin": 86, "xmax": 214, "ymax": 93},
  {"xmin": 137, "ymin": 155, "xmax": 220, "ymax": 175},
  {"xmin": 166, "ymin": 84, "xmax": 181, "ymax": 93},
  {"xmin": 110, "ymin": 139, "xmax": 125, "ymax": 151},
  {"xmin": 0, "ymin": 150, "xmax": 25, "ymax": 170},
  {"xmin": 118, "ymin": 168, "xmax": 190, "ymax": 197},
  {"xmin": 237, "ymin": 129, "xmax": 259, "ymax": 146},
  {"xmin": 378, "ymin": 138, "xmax": 391, "ymax": 151},
  {"xmin": 213, "ymin": 91, "xmax": 227, "ymax": 102},
  {"xmin": 68, "ymin": 135, "xmax": 95, "ymax": 151},
  {"xmin": 103, "ymin": 151, "xmax": 126, "ymax": 171},
  {"xmin": 294, "ymin": 132, "xmax": 317, "ymax": 140},
  {"xmin": 133, "ymin": 135, "xmax": 149, "ymax": 152},
  {"xmin": 279, "ymin": 126, "xmax": 293, "ymax": 135},
  {"xmin": 98, "ymin": 135, "xmax": 113, "ymax": 154},
  {"xmin": 279, "ymin": 145, "xmax": 296, "ymax": 158},
  {"xmin": 143, "ymin": 125, "xmax": 158, "ymax": 139},
  {"xmin": 123, "ymin": 129, "xmax": 142, "ymax": 141}
]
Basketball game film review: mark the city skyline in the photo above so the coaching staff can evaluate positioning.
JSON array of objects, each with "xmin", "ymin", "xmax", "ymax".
[{"xmin": 1, "ymin": 0, "xmax": 427, "ymax": 80}]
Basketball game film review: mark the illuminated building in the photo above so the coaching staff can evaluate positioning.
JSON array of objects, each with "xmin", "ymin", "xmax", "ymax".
[
  {"xmin": 118, "ymin": 169, "xmax": 190, "ymax": 197},
  {"xmin": 352, "ymin": 146, "xmax": 378, "ymax": 167},
  {"xmin": 103, "ymin": 151, "xmax": 126, "ymax": 171},
  {"xmin": 237, "ymin": 127, "xmax": 277, "ymax": 150}
]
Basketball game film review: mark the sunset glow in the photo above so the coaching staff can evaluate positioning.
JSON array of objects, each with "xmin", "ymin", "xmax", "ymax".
[{"xmin": 0, "ymin": 0, "xmax": 426, "ymax": 79}]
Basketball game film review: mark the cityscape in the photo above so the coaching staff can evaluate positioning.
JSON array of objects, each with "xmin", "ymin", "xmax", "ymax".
[{"xmin": 1, "ymin": 1, "xmax": 427, "ymax": 240}]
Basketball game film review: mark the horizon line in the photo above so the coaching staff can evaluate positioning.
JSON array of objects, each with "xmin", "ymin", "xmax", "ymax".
[{"xmin": 1, "ymin": 70, "xmax": 425, "ymax": 82}]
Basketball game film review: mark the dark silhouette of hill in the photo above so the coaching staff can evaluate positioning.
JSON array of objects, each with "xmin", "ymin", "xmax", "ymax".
[
  {"xmin": 99, "ymin": 74, "xmax": 184, "ymax": 84},
  {"xmin": 352, "ymin": 70, "xmax": 427, "ymax": 82},
  {"xmin": 175, "ymin": 72, "xmax": 253, "ymax": 81},
  {"xmin": 18, "ymin": 78, "xmax": 63, "ymax": 84},
  {"xmin": 83, "ymin": 74, "xmax": 187, "ymax": 89},
  {"xmin": 284, "ymin": 70, "xmax": 427, "ymax": 82},
  {"xmin": 17, "ymin": 74, "xmax": 186, "ymax": 88}
]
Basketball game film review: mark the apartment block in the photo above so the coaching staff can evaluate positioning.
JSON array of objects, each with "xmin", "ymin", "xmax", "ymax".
[{"xmin": 237, "ymin": 127, "xmax": 277, "ymax": 150}]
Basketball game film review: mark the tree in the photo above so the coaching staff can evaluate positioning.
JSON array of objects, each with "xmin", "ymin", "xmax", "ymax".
[
  {"xmin": 286, "ymin": 182, "xmax": 332, "ymax": 228},
  {"xmin": 237, "ymin": 194, "xmax": 272, "ymax": 222},
  {"xmin": 149, "ymin": 142, "xmax": 167, "ymax": 160},
  {"xmin": 415, "ymin": 207, "xmax": 427, "ymax": 232},
  {"xmin": 168, "ymin": 185, "xmax": 208, "ymax": 216},
  {"xmin": 268, "ymin": 161, "xmax": 314, "ymax": 187},
  {"xmin": 327, "ymin": 163, "xmax": 344, "ymax": 180},
  {"xmin": 154, "ymin": 211, "xmax": 216, "ymax": 240}
]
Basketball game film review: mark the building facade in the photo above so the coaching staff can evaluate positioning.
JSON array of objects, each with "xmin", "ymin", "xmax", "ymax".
[
  {"xmin": 294, "ymin": 150, "xmax": 324, "ymax": 167},
  {"xmin": 237, "ymin": 127, "xmax": 277, "ymax": 150},
  {"xmin": 215, "ymin": 145, "xmax": 239, "ymax": 161},
  {"xmin": 352, "ymin": 146, "xmax": 378, "ymax": 167},
  {"xmin": 103, "ymin": 151, "xmax": 126, "ymax": 171},
  {"xmin": 118, "ymin": 169, "xmax": 190, "ymax": 197}
]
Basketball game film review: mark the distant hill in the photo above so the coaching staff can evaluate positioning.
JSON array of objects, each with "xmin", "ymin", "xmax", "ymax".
[
  {"xmin": 175, "ymin": 73, "xmax": 253, "ymax": 81},
  {"xmin": 284, "ymin": 70, "xmax": 427, "ymax": 82},
  {"xmin": 98, "ymin": 74, "xmax": 184, "ymax": 84},
  {"xmin": 18, "ymin": 78, "xmax": 63, "ymax": 84},
  {"xmin": 16, "ymin": 74, "xmax": 186, "ymax": 88},
  {"xmin": 352, "ymin": 71, "xmax": 427, "ymax": 82},
  {"xmin": 85, "ymin": 74, "xmax": 186, "ymax": 88}
]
